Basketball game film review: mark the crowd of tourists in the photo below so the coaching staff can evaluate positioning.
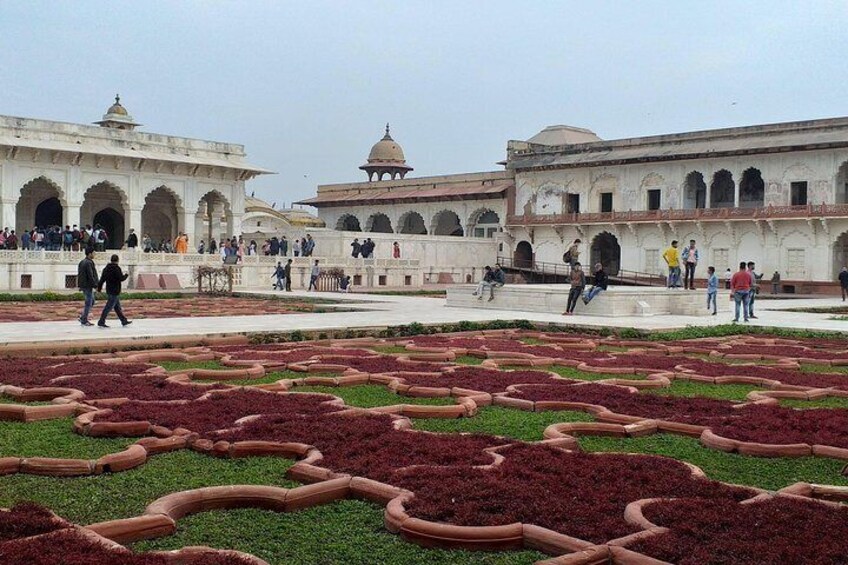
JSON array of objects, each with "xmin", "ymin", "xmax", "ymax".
[{"xmin": 0, "ymin": 224, "xmax": 113, "ymax": 251}]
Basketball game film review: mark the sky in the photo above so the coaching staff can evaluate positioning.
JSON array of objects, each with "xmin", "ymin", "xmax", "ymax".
[{"xmin": 1, "ymin": 1, "xmax": 846, "ymax": 208}]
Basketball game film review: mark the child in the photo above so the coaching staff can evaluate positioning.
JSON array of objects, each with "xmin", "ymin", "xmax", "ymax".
[
  {"xmin": 724, "ymin": 268, "xmax": 732, "ymax": 290},
  {"xmin": 706, "ymin": 266, "xmax": 718, "ymax": 315}
]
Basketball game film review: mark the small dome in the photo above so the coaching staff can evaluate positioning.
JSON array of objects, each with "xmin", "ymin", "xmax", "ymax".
[
  {"xmin": 366, "ymin": 124, "xmax": 406, "ymax": 164},
  {"xmin": 107, "ymin": 95, "xmax": 128, "ymax": 116}
]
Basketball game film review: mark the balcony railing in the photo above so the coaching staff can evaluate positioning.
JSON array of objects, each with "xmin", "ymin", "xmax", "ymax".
[{"xmin": 506, "ymin": 203, "xmax": 848, "ymax": 226}]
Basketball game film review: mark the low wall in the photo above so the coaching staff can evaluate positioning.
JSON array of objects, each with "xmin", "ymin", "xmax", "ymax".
[{"xmin": 0, "ymin": 250, "xmax": 425, "ymax": 292}]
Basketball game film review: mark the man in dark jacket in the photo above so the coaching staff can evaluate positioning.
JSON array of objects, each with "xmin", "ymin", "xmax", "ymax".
[
  {"xmin": 96, "ymin": 254, "xmax": 131, "ymax": 328},
  {"xmin": 125, "ymin": 229, "xmax": 138, "ymax": 249},
  {"xmin": 582, "ymin": 263, "xmax": 608, "ymax": 304},
  {"xmin": 283, "ymin": 259, "xmax": 292, "ymax": 291},
  {"xmin": 77, "ymin": 248, "xmax": 98, "ymax": 326}
]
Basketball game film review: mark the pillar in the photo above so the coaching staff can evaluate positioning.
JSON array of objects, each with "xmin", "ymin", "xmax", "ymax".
[
  {"xmin": 128, "ymin": 208, "xmax": 142, "ymax": 234},
  {"xmin": 733, "ymin": 171, "xmax": 741, "ymax": 208},
  {"xmin": 1, "ymin": 199, "xmax": 16, "ymax": 231},
  {"xmin": 64, "ymin": 204, "xmax": 81, "ymax": 229}
]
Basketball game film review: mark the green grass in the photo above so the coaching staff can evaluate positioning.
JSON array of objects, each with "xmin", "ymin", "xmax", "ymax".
[
  {"xmin": 801, "ymin": 363, "xmax": 848, "ymax": 374},
  {"xmin": 196, "ymin": 370, "xmax": 335, "ymax": 387},
  {"xmin": 645, "ymin": 380, "xmax": 762, "ymax": 402},
  {"xmin": 542, "ymin": 365, "xmax": 643, "ymax": 382},
  {"xmin": 781, "ymin": 396, "xmax": 848, "ymax": 409},
  {"xmin": 0, "ymin": 394, "xmax": 50, "ymax": 406},
  {"xmin": 0, "ymin": 419, "xmax": 134, "ymax": 459},
  {"xmin": 579, "ymin": 433, "xmax": 848, "ymax": 491},
  {"xmin": 158, "ymin": 360, "xmax": 228, "ymax": 372},
  {"xmin": 595, "ymin": 345, "xmax": 631, "ymax": 352},
  {"xmin": 291, "ymin": 385, "xmax": 455, "ymax": 408},
  {"xmin": 132, "ymin": 500, "xmax": 543, "ymax": 565},
  {"xmin": 454, "ymin": 355, "xmax": 485, "ymax": 365},
  {"xmin": 0, "ymin": 451, "xmax": 296, "ymax": 525},
  {"xmin": 519, "ymin": 337, "xmax": 547, "ymax": 345},
  {"xmin": 414, "ymin": 407, "xmax": 592, "ymax": 441}
]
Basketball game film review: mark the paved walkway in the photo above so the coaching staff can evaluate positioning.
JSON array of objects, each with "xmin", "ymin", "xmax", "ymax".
[{"xmin": 0, "ymin": 290, "xmax": 844, "ymax": 346}]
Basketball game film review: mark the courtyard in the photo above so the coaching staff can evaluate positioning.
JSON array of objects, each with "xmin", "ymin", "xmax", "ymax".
[{"xmin": 0, "ymin": 314, "xmax": 846, "ymax": 564}]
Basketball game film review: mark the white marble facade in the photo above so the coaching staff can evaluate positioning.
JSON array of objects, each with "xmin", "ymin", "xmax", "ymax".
[{"xmin": 0, "ymin": 108, "xmax": 269, "ymax": 250}]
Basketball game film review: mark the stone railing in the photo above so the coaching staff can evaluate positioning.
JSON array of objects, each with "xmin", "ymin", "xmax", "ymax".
[{"xmin": 506, "ymin": 203, "xmax": 848, "ymax": 226}]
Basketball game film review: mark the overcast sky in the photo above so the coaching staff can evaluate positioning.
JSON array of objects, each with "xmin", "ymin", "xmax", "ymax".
[{"xmin": 1, "ymin": 1, "xmax": 846, "ymax": 207}]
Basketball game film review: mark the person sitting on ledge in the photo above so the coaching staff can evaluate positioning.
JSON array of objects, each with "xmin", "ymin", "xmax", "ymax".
[
  {"xmin": 339, "ymin": 275, "xmax": 352, "ymax": 293},
  {"xmin": 472, "ymin": 263, "xmax": 506, "ymax": 302},
  {"xmin": 583, "ymin": 262, "xmax": 608, "ymax": 305},
  {"xmin": 472, "ymin": 266, "xmax": 493, "ymax": 299}
]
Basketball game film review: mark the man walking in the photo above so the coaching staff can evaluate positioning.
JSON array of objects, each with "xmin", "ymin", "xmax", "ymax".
[
  {"xmin": 840, "ymin": 267, "xmax": 848, "ymax": 301},
  {"xmin": 747, "ymin": 261, "xmax": 761, "ymax": 319},
  {"xmin": 77, "ymin": 248, "xmax": 98, "ymax": 326},
  {"xmin": 308, "ymin": 259, "xmax": 321, "ymax": 291},
  {"xmin": 730, "ymin": 261, "xmax": 752, "ymax": 323},
  {"xmin": 662, "ymin": 240, "xmax": 681, "ymax": 288},
  {"xmin": 681, "ymin": 239, "xmax": 699, "ymax": 290},
  {"xmin": 272, "ymin": 261, "xmax": 285, "ymax": 290},
  {"xmin": 284, "ymin": 259, "xmax": 293, "ymax": 292},
  {"xmin": 706, "ymin": 266, "xmax": 718, "ymax": 315},
  {"xmin": 96, "ymin": 254, "xmax": 131, "ymax": 328},
  {"xmin": 563, "ymin": 261, "xmax": 586, "ymax": 315}
]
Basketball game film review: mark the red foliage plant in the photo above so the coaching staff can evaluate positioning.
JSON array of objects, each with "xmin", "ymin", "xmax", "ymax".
[
  {"xmin": 214, "ymin": 412, "xmax": 505, "ymax": 483},
  {"xmin": 397, "ymin": 444, "xmax": 753, "ymax": 544},
  {"xmin": 316, "ymin": 356, "xmax": 444, "ymax": 374},
  {"xmin": 711, "ymin": 404, "xmax": 848, "ymax": 449},
  {"xmin": 398, "ymin": 366, "xmax": 566, "ymax": 393},
  {"xmin": 58, "ymin": 374, "xmax": 227, "ymax": 401},
  {"xmin": 98, "ymin": 389, "xmax": 340, "ymax": 434},
  {"xmin": 226, "ymin": 347, "xmax": 375, "ymax": 362},
  {"xmin": 677, "ymin": 358, "xmax": 848, "ymax": 390},
  {"xmin": 0, "ymin": 358, "xmax": 153, "ymax": 388},
  {"xmin": 719, "ymin": 344, "xmax": 848, "ymax": 360},
  {"xmin": 628, "ymin": 496, "xmax": 848, "ymax": 565},
  {"xmin": 0, "ymin": 502, "xmax": 66, "ymax": 542}
]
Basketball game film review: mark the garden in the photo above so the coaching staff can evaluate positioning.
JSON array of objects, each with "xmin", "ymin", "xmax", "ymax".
[{"xmin": 1, "ymin": 328, "xmax": 847, "ymax": 564}]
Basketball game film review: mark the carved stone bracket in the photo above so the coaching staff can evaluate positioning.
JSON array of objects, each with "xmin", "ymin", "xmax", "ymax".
[
  {"xmin": 723, "ymin": 220, "xmax": 738, "ymax": 247},
  {"xmin": 626, "ymin": 222, "xmax": 640, "ymax": 246},
  {"xmin": 806, "ymin": 218, "xmax": 819, "ymax": 246},
  {"xmin": 766, "ymin": 219, "xmax": 779, "ymax": 238},
  {"xmin": 820, "ymin": 218, "xmax": 830, "ymax": 236},
  {"xmin": 553, "ymin": 225, "xmax": 568, "ymax": 244},
  {"xmin": 753, "ymin": 219, "xmax": 767, "ymax": 246}
]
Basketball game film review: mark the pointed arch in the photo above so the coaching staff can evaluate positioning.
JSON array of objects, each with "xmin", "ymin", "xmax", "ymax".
[
  {"xmin": 81, "ymin": 181, "xmax": 128, "ymax": 247},
  {"xmin": 335, "ymin": 214, "xmax": 362, "ymax": 232},
  {"xmin": 197, "ymin": 190, "xmax": 233, "ymax": 243},
  {"xmin": 467, "ymin": 207, "xmax": 500, "ymax": 238},
  {"xmin": 143, "ymin": 186, "xmax": 183, "ymax": 245},
  {"xmin": 682, "ymin": 171, "xmax": 707, "ymax": 209},
  {"xmin": 365, "ymin": 212, "xmax": 393, "ymax": 233},
  {"xmin": 397, "ymin": 211, "xmax": 427, "ymax": 234},
  {"xmin": 590, "ymin": 231, "xmax": 621, "ymax": 276},
  {"xmin": 710, "ymin": 170, "xmax": 735, "ymax": 208},
  {"xmin": 16, "ymin": 176, "xmax": 66, "ymax": 233},
  {"xmin": 739, "ymin": 167, "xmax": 764, "ymax": 208},
  {"xmin": 431, "ymin": 209, "xmax": 463, "ymax": 236}
]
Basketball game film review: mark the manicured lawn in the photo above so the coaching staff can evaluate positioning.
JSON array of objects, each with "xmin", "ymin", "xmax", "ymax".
[
  {"xmin": 292, "ymin": 385, "xmax": 455, "ymax": 408},
  {"xmin": 454, "ymin": 355, "xmax": 485, "ymax": 365},
  {"xmin": 0, "ymin": 419, "xmax": 133, "ymax": 459},
  {"xmin": 132, "ymin": 500, "xmax": 544, "ymax": 565},
  {"xmin": 158, "ymin": 360, "xmax": 228, "ymax": 372},
  {"xmin": 543, "ymin": 365, "xmax": 644, "ymax": 381},
  {"xmin": 368, "ymin": 345, "xmax": 410, "ymax": 354},
  {"xmin": 781, "ymin": 396, "xmax": 848, "ymax": 409},
  {"xmin": 645, "ymin": 380, "xmax": 762, "ymax": 401},
  {"xmin": 414, "ymin": 406, "xmax": 591, "ymax": 441}
]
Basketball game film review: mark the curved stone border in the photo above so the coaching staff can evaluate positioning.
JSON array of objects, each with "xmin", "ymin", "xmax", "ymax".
[{"xmin": 0, "ymin": 444, "xmax": 148, "ymax": 477}]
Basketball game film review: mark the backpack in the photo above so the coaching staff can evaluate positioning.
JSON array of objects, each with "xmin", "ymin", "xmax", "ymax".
[
  {"xmin": 563, "ymin": 250, "xmax": 572, "ymax": 263},
  {"xmin": 63, "ymin": 231, "xmax": 73, "ymax": 244}
]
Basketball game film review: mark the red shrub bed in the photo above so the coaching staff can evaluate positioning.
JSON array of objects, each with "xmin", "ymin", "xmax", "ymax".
[
  {"xmin": 409, "ymin": 337, "xmax": 605, "ymax": 361},
  {"xmin": 214, "ymin": 412, "xmax": 505, "ymax": 483},
  {"xmin": 712, "ymin": 404, "xmax": 848, "ymax": 449},
  {"xmin": 678, "ymin": 359, "xmax": 848, "ymax": 390},
  {"xmin": 0, "ymin": 502, "xmax": 66, "ymax": 541},
  {"xmin": 509, "ymin": 383, "xmax": 740, "ymax": 425},
  {"xmin": 58, "ymin": 374, "xmax": 226, "ymax": 401},
  {"xmin": 399, "ymin": 366, "xmax": 564, "ymax": 393},
  {"xmin": 0, "ymin": 528, "xmax": 255, "ymax": 565},
  {"xmin": 721, "ymin": 344, "xmax": 848, "ymax": 361},
  {"xmin": 588, "ymin": 354, "xmax": 682, "ymax": 372},
  {"xmin": 398, "ymin": 444, "xmax": 752, "ymax": 544},
  {"xmin": 316, "ymin": 356, "xmax": 443, "ymax": 374},
  {"xmin": 628, "ymin": 496, "xmax": 848, "ymax": 565},
  {"xmin": 98, "ymin": 389, "xmax": 340, "ymax": 434},
  {"xmin": 0, "ymin": 358, "xmax": 153, "ymax": 388}
]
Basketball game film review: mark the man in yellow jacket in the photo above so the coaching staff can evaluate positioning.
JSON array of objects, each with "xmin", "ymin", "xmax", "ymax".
[{"xmin": 663, "ymin": 240, "xmax": 681, "ymax": 289}]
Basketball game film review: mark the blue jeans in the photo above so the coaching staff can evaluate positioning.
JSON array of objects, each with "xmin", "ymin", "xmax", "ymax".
[
  {"xmin": 667, "ymin": 266, "xmax": 681, "ymax": 288},
  {"xmin": 706, "ymin": 290, "xmax": 717, "ymax": 314},
  {"xmin": 583, "ymin": 286, "xmax": 604, "ymax": 303},
  {"xmin": 748, "ymin": 289, "xmax": 756, "ymax": 317},
  {"xmin": 733, "ymin": 290, "xmax": 750, "ymax": 321},
  {"xmin": 80, "ymin": 288, "xmax": 95, "ymax": 322},
  {"xmin": 98, "ymin": 294, "xmax": 128, "ymax": 325}
]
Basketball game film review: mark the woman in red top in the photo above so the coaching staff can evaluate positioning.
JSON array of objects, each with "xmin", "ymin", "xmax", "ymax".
[{"xmin": 392, "ymin": 241, "xmax": 401, "ymax": 259}]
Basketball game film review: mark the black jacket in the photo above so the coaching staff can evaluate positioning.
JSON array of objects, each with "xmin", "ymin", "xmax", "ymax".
[
  {"xmin": 283, "ymin": 263, "xmax": 292, "ymax": 278},
  {"xmin": 840, "ymin": 271, "xmax": 848, "ymax": 288},
  {"xmin": 98, "ymin": 263, "xmax": 129, "ymax": 295},
  {"xmin": 125, "ymin": 233, "xmax": 138, "ymax": 248},
  {"xmin": 77, "ymin": 258, "xmax": 98, "ymax": 290},
  {"xmin": 593, "ymin": 269, "xmax": 609, "ymax": 290}
]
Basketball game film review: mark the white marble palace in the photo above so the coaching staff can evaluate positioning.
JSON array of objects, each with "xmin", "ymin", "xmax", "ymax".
[
  {"xmin": 0, "ymin": 96, "xmax": 271, "ymax": 248},
  {"xmin": 306, "ymin": 119, "xmax": 848, "ymax": 293}
]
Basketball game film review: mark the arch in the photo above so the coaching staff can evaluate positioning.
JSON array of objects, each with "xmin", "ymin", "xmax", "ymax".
[
  {"xmin": 432, "ymin": 210, "xmax": 463, "ymax": 236},
  {"xmin": 143, "ymin": 186, "xmax": 181, "ymax": 245},
  {"xmin": 197, "ymin": 190, "xmax": 233, "ymax": 243},
  {"xmin": 92, "ymin": 207, "xmax": 125, "ymax": 249},
  {"xmin": 366, "ymin": 213, "xmax": 393, "ymax": 233},
  {"xmin": 16, "ymin": 176, "xmax": 65, "ymax": 233},
  {"xmin": 834, "ymin": 231, "xmax": 848, "ymax": 280},
  {"xmin": 468, "ymin": 208, "xmax": 500, "ymax": 238},
  {"xmin": 739, "ymin": 167, "xmax": 764, "ymax": 208},
  {"xmin": 710, "ymin": 170, "xmax": 735, "ymax": 208},
  {"xmin": 398, "ymin": 211, "xmax": 427, "ymax": 234},
  {"xmin": 836, "ymin": 161, "xmax": 848, "ymax": 204},
  {"xmin": 335, "ymin": 214, "xmax": 362, "ymax": 232},
  {"xmin": 590, "ymin": 232, "xmax": 621, "ymax": 276},
  {"xmin": 682, "ymin": 171, "xmax": 707, "ymax": 209},
  {"xmin": 82, "ymin": 181, "xmax": 127, "ymax": 246},
  {"xmin": 514, "ymin": 241, "xmax": 533, "ymax": 268}
]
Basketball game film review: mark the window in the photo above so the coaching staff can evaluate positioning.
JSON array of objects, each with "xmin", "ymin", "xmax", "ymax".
[
  {"xmin": 378, "ymin": 275, "xmax": 387, "ymax": 286},
  {"xmin": 20, "ymin": 274, "xmax": 32, "ymax": 289},
  {"xmin": 647, "ymin": 189, "xmax": 661, "ymax": 211},
  {"xmin": 790, "ymin": 181, "xmax": 808, "ymax": 206},
  {"xmin": 567, "ymin": 194, "xmax": 580, "ymax": 213},
  {"xmin": 600, "ymin": 192, "xmax": 613, "ymax": 213},
  {"xmin": 404, "ymin": 275, "xmax": 412, "ymax": 286},
  {"xmin": 353, "ymin": 274, "xmax": 362, "ymax": 286},
  {"xmin": 645, "ymin": 249, "xmax": 659, "ymax": 274},
  {"xmin": 713, "ymin": 248, "xmax": 729, "ymax": 273},
  {"xmin": 787, "ymin": 248, "xmax": 805, "ymax": 278},
  {"xmin": 65, "ymin": 275, "xmax": 78, "ymax": 289}
]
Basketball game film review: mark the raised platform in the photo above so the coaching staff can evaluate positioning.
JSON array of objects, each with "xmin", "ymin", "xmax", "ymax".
[{"xmin": 446, "ymin": 284, "xmax": 729, "ymax": 317}]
